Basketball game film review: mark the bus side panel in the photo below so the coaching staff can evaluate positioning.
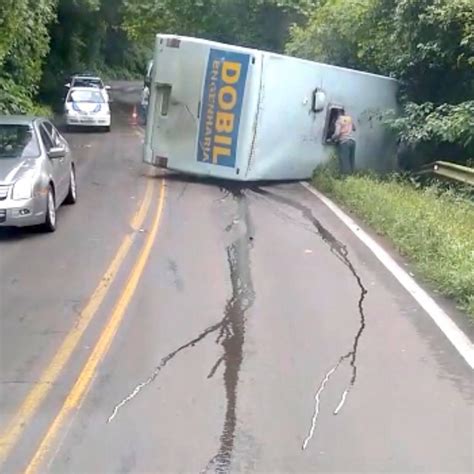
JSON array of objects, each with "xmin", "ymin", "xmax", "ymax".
[
  {"xmin": 316, "ymin": 65, "xmax": 399, "ymax": 172},
  {"xmin": 246, "ymin": 55, "xmax": 399, "ymax": 180},
  {"xmin": 246, "ymin": 55, "xmax": 327, "ymax": 180}
]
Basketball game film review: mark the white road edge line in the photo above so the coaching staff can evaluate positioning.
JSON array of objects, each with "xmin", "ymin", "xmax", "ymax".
[{"xmin": 301, "ymin": 182, "xmax": 474, "ymax": 369}]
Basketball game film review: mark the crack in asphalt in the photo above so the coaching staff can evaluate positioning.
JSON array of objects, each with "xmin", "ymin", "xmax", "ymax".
[
  {"xmin": 108, "ymin": 187, "xmax": 254, "ymax": 474},
  {"xmin": 301, "ymin": 360, "xmax": 343, "ymax": 451},
  {"xmin": 207, "ymin": 355, "xmax": 225, "ymax": 379},
  {"xmin": 250, "ymin": 187, "xmax": 367, "ymax": 451},
  {"xmin": 202, "ymin": 186, "xmax": 255, "ymax": 474},
  {"xmin": 217, "ymin": 186, "xmax": 232, "ymax": 203},
  {"xmin": 107, "ymin": 319, "xmax": 223, "ymax": 423}
]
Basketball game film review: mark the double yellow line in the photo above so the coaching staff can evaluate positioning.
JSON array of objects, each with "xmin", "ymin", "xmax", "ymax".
[{"xmin": 0, "ymin": 176, "xmax": 166, "ymax": 473}]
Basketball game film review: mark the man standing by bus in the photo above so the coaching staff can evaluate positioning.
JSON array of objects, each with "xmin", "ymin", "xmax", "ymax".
[
  {"xmin": 332, "ymin": 110, "xmax": 357, "ymax": 175},
  {"xmin": 139, "ymin": 85, "xmax": 150, "ymax": 125}
]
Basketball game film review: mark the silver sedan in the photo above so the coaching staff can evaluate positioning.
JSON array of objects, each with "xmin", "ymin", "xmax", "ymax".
[{"xmin": 0, "ymin": 116, "xmax": 77, "ymax": 232}]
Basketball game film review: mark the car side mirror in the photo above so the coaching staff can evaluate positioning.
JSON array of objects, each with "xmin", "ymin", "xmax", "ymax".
[
  {"xmin": 48, "ymin": 146, "xmax": 66, "ymax": 159},
  {"xmin": 65, "ymin": 83, "xmax": 71, "ymax": 88},
  {"xmin": 105, "ymin": 85, "xmax": 111, "ymax": 90}
]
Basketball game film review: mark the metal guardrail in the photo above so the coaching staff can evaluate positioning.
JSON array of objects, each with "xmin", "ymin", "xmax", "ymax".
[{"xmin": 419, "ymin": 161, "xmax": 474, "ymax": 187}]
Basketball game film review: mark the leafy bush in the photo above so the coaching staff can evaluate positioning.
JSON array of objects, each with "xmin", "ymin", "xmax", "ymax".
[
  {"xmin": 386, "ymin": 101, "xmax": 474, "ymax": 149},
  {"xmin": 0, "ymin": 0, "xmax": 56, "ymax": 113},
  {"xmin": 0, "ymin": 78, "xmax": 35, "ymax": 114}
]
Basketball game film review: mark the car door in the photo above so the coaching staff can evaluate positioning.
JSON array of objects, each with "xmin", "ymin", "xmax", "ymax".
[
  {"xmin": 52, "ymin": 123, "xmax": 73, "ymax": 197},
  {"xmin": 39, "ymin": 122, "xmax": 69, "ymax": 204},
  {"xmin": 46, "ymin": 121, "xmax": 70, "ymax": 159},
  {"xmin": 46, "ymin": 121, "xmax": 71, "ymax": 202},
  {"xmin": 99, "ymin": 81, "xmax": 109, "ymax": 103}
]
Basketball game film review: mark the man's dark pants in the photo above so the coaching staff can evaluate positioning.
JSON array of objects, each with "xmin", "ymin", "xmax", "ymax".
[
  {"xmin": 338, "ymin": 139, "xmax": 356, "ymax": 175},
  {"xmin": 139, "ymin": 104, "xmax": 148, "ymax": 125}
]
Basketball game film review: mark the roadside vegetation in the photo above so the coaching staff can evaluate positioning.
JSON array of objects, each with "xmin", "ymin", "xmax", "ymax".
[{"xmin": 314, "ymin": 165, "xmax": 474, "ymax": 319}]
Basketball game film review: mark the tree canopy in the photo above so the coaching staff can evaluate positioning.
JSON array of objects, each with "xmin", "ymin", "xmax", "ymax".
[
  {"xmin": 39, "ymin": 0, "xmax": 150, "ymax": 105},
  {"xmin": 122, "ymin": 0, "xmax": 312, "ymax": 51},
  {"xmin": 0, "ymin": 0, "xmax": 56, "ymax": 113}
]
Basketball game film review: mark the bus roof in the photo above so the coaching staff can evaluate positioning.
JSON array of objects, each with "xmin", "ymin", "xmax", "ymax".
[{"xmin": 156, "ymin": 34, "xmax": 399, "ymax": 84}]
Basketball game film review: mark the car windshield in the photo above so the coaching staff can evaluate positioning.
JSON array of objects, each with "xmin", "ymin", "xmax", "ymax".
[
  {"xmin": 70, "ymin": 90, "xmax": 105, "ymax": 103},
  {"xmin": 72, "ymin": 78, "xmax": 103, "ymax": 88},
  {"xmin": 0, "ymin": 124, "xmax": 40, "ymax": 159}
]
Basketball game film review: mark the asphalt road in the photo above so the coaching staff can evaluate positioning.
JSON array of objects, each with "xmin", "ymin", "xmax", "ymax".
[{"xmin": 0, "ymin": 86, "xmax": 472, "ymax": 473}]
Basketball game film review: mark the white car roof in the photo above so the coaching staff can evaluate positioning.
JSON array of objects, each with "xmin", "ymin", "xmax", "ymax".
[{"xmin": 73, "ymin": 75, "xmax": 102, "ymax": 80}]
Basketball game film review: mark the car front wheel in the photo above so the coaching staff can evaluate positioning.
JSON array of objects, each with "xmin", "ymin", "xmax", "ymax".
[
  {"xmin": 64, "ymin": 166, "xmax": 77, "ymax": 204},
  {"xmin": 42, "ymin": 186, "xmax": 57, "ymax": 233}
]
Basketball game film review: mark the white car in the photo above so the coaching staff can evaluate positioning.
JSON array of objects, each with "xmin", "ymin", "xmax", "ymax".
[
  {"xmin": 65, "ymin": 88, "xmax": 111, "ymax": 132},
  {"xmin": 66, "ymin": 75, "xmax": 111, "ymax": 103}
]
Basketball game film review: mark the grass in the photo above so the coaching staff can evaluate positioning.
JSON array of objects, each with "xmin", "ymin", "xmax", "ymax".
[{"xmin": 313, "ymin": 164, "xmax": 474, "ymax": 320}]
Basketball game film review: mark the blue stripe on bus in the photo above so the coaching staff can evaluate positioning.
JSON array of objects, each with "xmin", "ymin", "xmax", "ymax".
[{"xmin": 197, "ymin": 49, "xmax": 250, "ymax": 168}]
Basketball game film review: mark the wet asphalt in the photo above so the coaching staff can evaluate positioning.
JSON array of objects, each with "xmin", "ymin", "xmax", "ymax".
[{"xmin": 0, "ymin": 85, "xmax": 472, "ymax": 473}]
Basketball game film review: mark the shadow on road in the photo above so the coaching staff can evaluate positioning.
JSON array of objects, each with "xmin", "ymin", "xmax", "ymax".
[
  {"xmin": 145, "ymin": 170, "xmax": 302, "ymax": 190},
  {"xmin": 0, "ymin": 226, "xmax": 45, "ymax": 242}
]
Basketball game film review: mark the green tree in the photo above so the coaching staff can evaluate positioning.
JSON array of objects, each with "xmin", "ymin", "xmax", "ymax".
[
  {"xmin": 0, "ymin": 0, "xmax": 57, "ymax": 113},
  {"xmin": 40, "ymin": 0, "xmax": 151, "ymax": 105},
  {"xmin": 122, "ymin": 0, "xmax": 313, "ymax": 52}
]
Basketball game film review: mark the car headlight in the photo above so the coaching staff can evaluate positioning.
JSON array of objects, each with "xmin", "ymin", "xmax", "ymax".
[
  {"xmin": 12, "ymin": 178, "xmax": 33, "ymax": 200},
  {"xmin": 97, "ymin": 106, "xmax": 109, "ymax": 116}
]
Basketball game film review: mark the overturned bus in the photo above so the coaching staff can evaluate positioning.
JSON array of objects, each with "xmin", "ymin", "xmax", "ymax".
[{"xmin": 143, "ymin": 35, "xmax": 399, "ymax": 181}]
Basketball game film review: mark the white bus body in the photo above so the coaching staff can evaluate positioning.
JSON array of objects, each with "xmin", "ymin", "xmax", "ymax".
[{"xmin": 144, "ymin": 35, "xmax": 399, "ymax": 181}]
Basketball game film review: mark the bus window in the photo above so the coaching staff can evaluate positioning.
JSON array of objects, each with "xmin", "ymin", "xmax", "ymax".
[
  {"xmin": 311, "ymin": 89, "xmax": 326, "ymax": 113},
  {"xmin": 159, "ymin": 85, "xmax": 171, "ymax": 116},
  {"xmin": 324, "ymin": 106, "xmax": 344, "ymax": 143}
]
